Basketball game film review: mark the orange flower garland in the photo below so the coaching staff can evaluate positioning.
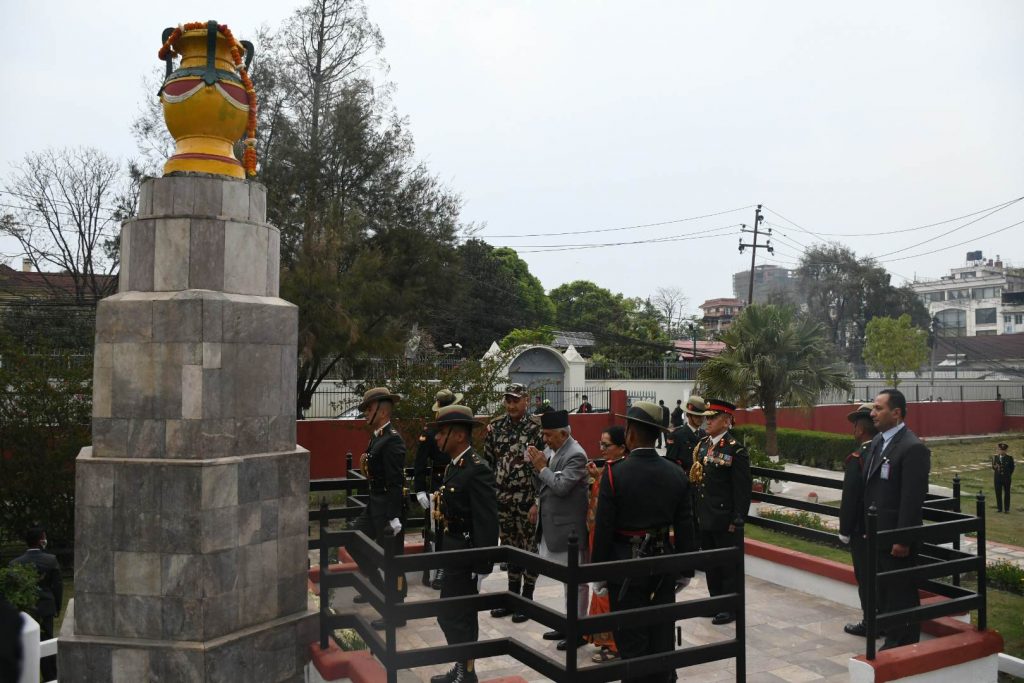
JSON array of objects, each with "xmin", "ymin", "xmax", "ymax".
[{"xmin": 159, "ymin": 22, "xmax": 259, "ymax": 177}]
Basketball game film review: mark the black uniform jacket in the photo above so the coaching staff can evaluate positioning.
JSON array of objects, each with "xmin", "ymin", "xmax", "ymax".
[
  {"xmin": 364, "ymin": 423, "xmax": 408, "ymax": 520},
  {"xmin": 862, "ymin": 425, "xmax": 930, "ymax": 545},
  {"xmin": 994, "ymin": 453, "xmax": 1015, "ymax": 479},
  {"xmin": 839, "ymin": 441, "xmax": 869, "ymax": 537},
  {"xmin": 665, "ymin": 422, "xmax": 704, "ymax": 472},
  {"xmin": 438, "ymin": 448, "xmax": 499, "ymax": 575},
  {"xmin": 591, "ymin": 448, "xmax": 696, "ymax": 576},
  {"xmin": 695, "ymin": 431, "xmax": 752, "ymax": 532},
  {"xmin": 9, "ymin": 549, "xmax": 62, "ymax": 617},
  {"xmin": 413, "ymin": 426, "xmax": 450, "ymax": 492}
]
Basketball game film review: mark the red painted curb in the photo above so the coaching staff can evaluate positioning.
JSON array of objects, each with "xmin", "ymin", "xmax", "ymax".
[{"xmin": 853, "ymin": 629, "xmax": 1003, "ymax": 682}]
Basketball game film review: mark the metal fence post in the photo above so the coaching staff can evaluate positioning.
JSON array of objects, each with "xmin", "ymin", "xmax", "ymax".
[
  {"xmin": 384, "ymin": 530, "xmax": 398, "ymax": 683},
  {"xmin": 736, "ymin": 523, "xmax": 746, "ymax": 683},
  {"xmin": 865, "ymin": 505, "xmax": 878, "ymax": 660},
  {"xmin": 319, "ymin": 498, "xmax": 330, "ymax": 651},
  {"xmin": 976, "ymin": 492, "xmax": 987, "ymax": 632},
  {"xmin": 566, "ymin": 531, "xmax": 579, "ymax": 678},
  {"xmin": 346, "ymin": 450, "xmax": 353, "ymax": 477},
  {"xmin": 953, "ymin": 474, "xmax": 962, "ymax": 587}
]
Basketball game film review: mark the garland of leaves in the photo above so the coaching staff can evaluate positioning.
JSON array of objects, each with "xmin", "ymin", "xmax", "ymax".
[{"xmin": 158, "ymin": 22, "xmax": 259, "ymax": 177}]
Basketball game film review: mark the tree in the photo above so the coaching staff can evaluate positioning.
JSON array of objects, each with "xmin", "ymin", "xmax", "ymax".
[
  {"xmin": 698, "ymin": 304, "xmax": 852, "ymax": 458},
  {"xmin": 499, "ymin": 326, "xmax": 555, "ymax": 351},
  {"xmin": 1, "ymin": 147, "xmax": 131, "ymax": 303},
  {"xmin": 651, "ymin": 286, "xmax": 689, "ymax": 338},
  {"xmin": 863, "ymin": 314, "xmax": 929, "ymax": 387}
]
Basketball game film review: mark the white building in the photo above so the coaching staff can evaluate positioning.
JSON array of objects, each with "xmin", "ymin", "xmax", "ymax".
[{"xmin": 910, "ymin": 253, "xmax": 1024, "ymax": 336}]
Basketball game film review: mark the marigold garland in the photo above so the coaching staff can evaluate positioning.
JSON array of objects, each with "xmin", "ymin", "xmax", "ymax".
[{"xmin": 159, "ymin": 22, "xmax": 259, "ymax": 177}]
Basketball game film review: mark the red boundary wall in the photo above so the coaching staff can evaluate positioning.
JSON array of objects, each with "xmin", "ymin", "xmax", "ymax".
[
  {"xmin": 732, "ymin": 400, "xmax": 1017, "ymax": 438},
  {"xmin": 299, "ymin": 390, "xmax": 631, "ymax": 480}
]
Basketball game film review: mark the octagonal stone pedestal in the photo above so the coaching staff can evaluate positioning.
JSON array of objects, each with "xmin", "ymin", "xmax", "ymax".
[{"xmin": 59, "ymin": 176, "xmax": 316, "ymax": 682}]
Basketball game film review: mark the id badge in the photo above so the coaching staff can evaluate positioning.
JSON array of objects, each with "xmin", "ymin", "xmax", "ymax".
[{"xmin": 880, "ymin": 460, "xmax": 891, "ymax": 480}]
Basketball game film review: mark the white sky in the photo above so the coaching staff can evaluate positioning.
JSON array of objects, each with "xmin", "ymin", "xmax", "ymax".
[{"xmin": 2, "ymin": 1, "xmax": 1023, "ymax": 315}]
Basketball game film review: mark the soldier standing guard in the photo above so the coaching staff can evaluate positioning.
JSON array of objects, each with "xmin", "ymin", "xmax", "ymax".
[
  {"xmin": 591, "ymin": 401, "xmax": 695, "ymax": 683},
  {"xmin": 664, "ymin": 395, "xmax": 708, "ymax": 472},
  {"xmin": 993, "ymin": 442, "xmax": 1015, "ymax": 513},
  {"xmin": 350, "ymin": 386, "xmax": 409, "ymax": 630},
  {"xmin": 690, "ymin": 398, "xmax": 751, "ymax": 625},
  {"xmin": 415, "ymin": 389, "xmax": 464, "ymax": 588},
  {"xmin": 429, "ymin": 405, "xmax": 499, "ymax": 683},
  {"xmin": 485, "ymin": 383, "xmax": 543, "ymax": 623},
  {"xmin": 838, "ymin": 403, "xmax": 878, "ymax": 637}
]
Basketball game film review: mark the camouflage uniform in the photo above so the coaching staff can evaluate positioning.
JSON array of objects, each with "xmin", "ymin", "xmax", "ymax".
[{"xmin": 484, "ymin": 412, "xmax": 543, "ymax": 619}]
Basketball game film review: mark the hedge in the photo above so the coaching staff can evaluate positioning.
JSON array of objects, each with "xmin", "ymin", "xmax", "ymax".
[{"xmin": 732, "ymin": 425, "xmax": 854, "ymax": 471}]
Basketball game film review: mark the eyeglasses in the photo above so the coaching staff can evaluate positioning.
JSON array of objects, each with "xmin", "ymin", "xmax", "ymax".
[
  {"xmin": 599, "ymin": 441, "xmax": 613, "ymax": 449},
  {"xmin": 503, "ymin": 396, "xmax": 523, "ymax": 403}
]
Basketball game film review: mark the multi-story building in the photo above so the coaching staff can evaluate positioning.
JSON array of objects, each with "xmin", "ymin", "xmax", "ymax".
[
  {"xmin": 699, "ymin": 297, "xmax": 745, "ymax": 336},
  {"xmin": 732, "ymin": 264, "xmax": 798, "ymax": 305},
  {"xmin": 910, "ymin": 253, "xmax": 1024, "ymax": 336}
]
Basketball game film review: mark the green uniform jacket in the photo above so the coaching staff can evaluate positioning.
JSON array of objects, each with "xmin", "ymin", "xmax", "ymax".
[
  {"xmin": 695, "ymin": 431, "xmax": 752, "ymax": 532},
  {"xmin": 438, "ymin": 447, "xmax": 500, "ymax": 575}
]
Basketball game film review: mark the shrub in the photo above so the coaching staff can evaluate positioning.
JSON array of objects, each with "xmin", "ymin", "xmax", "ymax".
[
  {"xmin": 759, "ymin": 508, "xmax": 833, "ymax": 532},
  {"xmin": 743, "ymin": 436, "xmax": 785, "ymax": 493},
  {"xmin": 0, "ymin": 563, "xmax": 41, "ymax": 613},
  {"xmin": 733, "ymin": 425, "xmax": 852, "ymax": 471},
  {"xmin": 987, "ymin": 559, "xmax": 1024, "ymax": 595}
]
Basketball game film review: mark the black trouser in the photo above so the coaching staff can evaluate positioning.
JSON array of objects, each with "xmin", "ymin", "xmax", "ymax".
[
  {"xmin": 609, "ymin": 574, "xmax": 676, "ymax": 683},
  {"xmin": 37, "ymin": 613, "xmax": 56, "ymax": 680},
  {"xmin": 850, "ymin": 534, "xmax": 867, "ymax": 619},
  {"xmin": 995, "ymin": 475, "xmax": 1011, "ymax": 512},
  {"xmin": 438, "ymin": 535, "xmax": 478, "ymax": 644},
  {"xmin": 878, "ymin": 550, "xmax": 920, "ymax": 645},
  {"xmin": 701, "ymin": 528, "xmax": 741, "ymax": 601},
  {"xmin": 351, "ymin": 495, "xmax": 407, "ymax": 599}
]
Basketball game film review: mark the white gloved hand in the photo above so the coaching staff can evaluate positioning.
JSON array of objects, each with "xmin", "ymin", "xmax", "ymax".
[
  {"xmin": 388, "ymin": 518, "xmax": 402, "ymax": 534},
  {"xmin": 416, "ymin": 491, "xmax": 430, "ymax": 509},
  {"xmin": 674, "ymin": 577, "xmax": 691, "ymax": 593},
  {"xmin": 472, "ymin": 573, "xmax": 488, "ymax": 592},
  {"xmin": 591, "ymin": 581, "xmax": 608, "ymax": 596},
  {"xmin": 838, "ymin": 534, "xmax": 850, "ymax": 545}
]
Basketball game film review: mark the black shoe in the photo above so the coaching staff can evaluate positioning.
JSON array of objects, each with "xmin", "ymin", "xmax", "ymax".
[
  {"xmin": 557, "ymin": 637, "xmax": 587, "ymax": 651},
  {"xmin": 371, "ymin": 617, "xmax": 407, "ymax": 630},
  {"xmin": 490, "ymin": 607, "xmax": 513, "ymax": 618},
  {"xmin": 542, "ymin": 630, "xmax": 564, "ymax": 640},
  {"xmin": 711, "ymin": 612, "xmax": 735, "ymax": 625},
  {"xmin": 844, "ymin": 622, "xmax": 867, "ymax": 637},
  {"xmin": 352, "ymin": 593, "xmax": 367, "ymax": 604},
  {"xmin": 878, "ymin": 641, "xmax": 901, "ymax": 652},
  {"xmin": 511, "ymin": 612, "xmax": 528, "ymax": 623},
  {"xmin": 430, "ymin": 663, "xmax": 478, "ymax": 683}
]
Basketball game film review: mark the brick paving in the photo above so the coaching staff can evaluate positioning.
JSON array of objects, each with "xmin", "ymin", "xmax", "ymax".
[{"xmin": 327, "ymin": 567, "xmax": 864, "ymax": 682}]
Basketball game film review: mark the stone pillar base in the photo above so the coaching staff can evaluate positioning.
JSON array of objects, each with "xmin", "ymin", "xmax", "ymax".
[{"xmin": 59, "ymin": 597, "xmax": 317, "ymax": 682}]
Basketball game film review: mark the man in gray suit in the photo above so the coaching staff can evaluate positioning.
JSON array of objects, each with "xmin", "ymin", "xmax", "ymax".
[{"xmin": 526, "ymin": 409, "xmax": 590, "ymax": 651}]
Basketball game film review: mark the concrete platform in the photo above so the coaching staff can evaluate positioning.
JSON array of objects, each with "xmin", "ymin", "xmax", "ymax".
[{"xmin": 327, "ymin": 567, "xmax": 866, "ymax": 682}]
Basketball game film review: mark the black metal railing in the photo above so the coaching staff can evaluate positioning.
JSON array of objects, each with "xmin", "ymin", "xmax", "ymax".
[
  {"xmin": 748, "ymin": 467, "xmax": 988, "ymax": 659},
  {"xmin": 310, "ymin": 471, "xmax": 747, "ymax": 682}
]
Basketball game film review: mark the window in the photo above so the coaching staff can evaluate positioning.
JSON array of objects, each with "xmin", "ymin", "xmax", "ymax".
[
  {"xmin": 972, "ymin": 286, "xmax": 1001, "ymax": 300},
  {"xmin": 1017, "ymin": 314, "xmax": 1024, "ymax": 325},
  {"xmin": 977, "ymin": 330, "xmax": 997, "ymax": 336},
  {"xmin": 975, "ymin": 308, "xmax": 997, "ymax": 325},
  {"xmin": 947, "ymin": 289, "xmax": 971, "ymax": 300},
  {"xmin": 921, "ymin": 291, "xmax": 945, "ymax": 303},
  {"xmin": 934, "ymin": 309, "xmax": 966, "ymax": 336}
]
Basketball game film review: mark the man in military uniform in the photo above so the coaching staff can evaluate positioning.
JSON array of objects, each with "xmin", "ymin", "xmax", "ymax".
[
  {"xmin": 993, "ymin": 442, "xmax": 1015, "ymax": 513},
  {"xmin": 485, "ymin": 382, "xmax": 543, "ymax": 623},
  {"xmin": 592, "ymin": 401, "xmax": 695, "ymax": 683},
  {"xmin": 350, "ymin": 386, "xmax": 409, "ymax": 629},
  {"xmin": 664, "ymin": 395, "xmax": 708, "ymax": 472},
  {"xmin": 415, "ymin": 389, "xmax": 463, "ymax": 588},
  {"xmin": 838, "ymin": 403, "xmax": 878, "ymax": 637},
  {"xmin": 429, "ymin": 405, "xmax": 499, "ymax": 683},
  {"xmin": 690, "ymin": 398, "xmax": 751, "ymax": 625}
]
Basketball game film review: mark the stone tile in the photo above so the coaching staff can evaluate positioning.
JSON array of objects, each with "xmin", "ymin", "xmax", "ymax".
[
  {"xmin": 269, "ymin": 414, "xmax": 296, "ymax": 452},
  {"xmin": 278, "ymin": 573, "xmax": 308, "ymax": 615},
  {"xmin": 259, "ymin": 501, "xmax": 279, "ymax": 542},
  {"xmin": 78, "ymin": 460, "xmax": 114, "ymax": 507},
  {"xmin": 203, "ymin": 547, "xmax": 241, "ymax": 597},
  {"xmin": 280, "ymin": 345, "xmax": 297, "ymax": 416},
  {"xmin": 202, "ymin": 368, "xmax": 223, "ymax": 420},
  {"xmin": 158, "ymin": 648, "xmax": 204, "ymax": 680},
  {"xmin": 171, "ymin": 175, "xmax": 196, "ymax": 215},
  {"xmin": 765, "ymin": 664, "xmax": 823, "ymax": 681},
  {"xmin": 267, "ymin": 226, "xmax": 280, "ymax": 296},
  {"xmin": 221, "ymin": 179, "xmax": 250, "ymax": 221},
  {"xmin": 129, "ymin": 219, "xmax": 156, "ymax": 291},
  {"xmin": 92, "ymin": 363, "xmax": 112, "ymax": 418},
  {"xmin": 279, "ymin": 495, "xmax": 309, "ymax": 539},
  {"xmin": 112, "ymin": 647, "xmax": 157, "ymax": 682},
  {"xmin": 119, "ymin": 222, "xmax": 133, "ymax": 292},
  {"xmin": 202, "ymin": 463, "xmax": 239, "ymax": 509},
  {"xmin": 72, "ymin": 592, "xmax": 115, "ymax": 636},
  {"xmin": 234, "ymin": 416, "xmax": 270, "ymax": 455},
  {"xmin": 189, "ymin": 217, "xmax": 226, "ymax": 290},
  {"xmin": 152, "ymin": 296, "xmax": 203, "ymax": 342},
  {"xmin": 127, "ymin": 418, "xmax": 166, "ymax": 458},
  {"xmin": 278, "ymin": 532, "xmax": 307, "ymax": 577},
  {"xmin": 114, "ymin": 551, "xmax": 162, "ymax": 595},
  {"xmin": 113, "ymin": 509, "xmax": 163, "ymax": 553},
  {"xmin": 203, "ymin": 342, "xmax": 222, "ymax": 369},
  {"xmin": 165, "ymin": 419, "xmax": 201, "ymax": 459},
  {"xmin": 162, "ymin": 553, "xmax": 204, "ymax": 599},
  {"xmin": 201, "ymin": 506, "xmax": 239, "ymax": 553},
  {"xmin": 202, "ymin": 590, "xmax": 241, "ymax": 640},
  {"xmin": 153, "ymin": 217, "xmax": 190, "ymax": 291},
  {"xmin": 114, "ymin": 464, "xmax": 160, "ymax": 512},
  {"xmin": 74, "ymin": 546, "xmax": 113, "ymax": 593},
  {"xmin": 114, "ymin": 594, "xmax": 163, "ymax": 639},
  {"xmin": 161, "ymin": 597, "xmax": 204, "ymax": 640},
  {"xmin": 249, "ymin": 182, "xmax": 267, "ymax": 223},
  {"xmin": 202, "ymin": 295, "xmax": 224, "ymax": 342},
  {"xmin": 152, "ymin": 178, "xmax": 174, "ymax": 216},
  {"xmin": 96, "ymin": 299, "xmax": 152, "ymax": 343},
  {"xmin": 239, "ymin": 502, "xmax": 262, "ymax": 546},
  {"xmin": 193, "ymin": 177, "xmax": 224, "ymax": 217},
  {"xmin": 110, "ymin": 344, "xmax": 156, "ymax": 418},
  {"xmin": 159, "ymin": 464, "xmax": 201, "ymax": 511},
  {"xmin": 138, "ymin": 178, "xmax": 154, "ymax": 217},
  {"xmin": 60, "ymin": 639, "xmax": 112, "ymax": 681},
  {"xmin": 278, "ymin": 452, "xmax": 308, "ymax": 498},
  {"xmin": 256, "ymin": 457, "xmax": 281, "ymax": 501},
  {"xmin": 223, "ymin": 221, "xmax": 268, "ymax": 295},
  {"xmin": 182, "ymin": 364, "xmax": 203, "ymax": 419},
  {"xmin": 161, "ymin": 510, "xmax": 202, "ymax": 554}
]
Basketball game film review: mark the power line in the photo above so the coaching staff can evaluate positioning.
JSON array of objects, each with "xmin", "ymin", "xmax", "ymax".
[
  {"xmin": 871, "ymin": 198, "xmax": 1022, "ymax": 259},
  {"xmin": 478, "ymin": 205, "xmax": 754, "ymax": 239},
  {"xmin": 512, "ymin": 224, "xmax": 743, "ymax": 253}
]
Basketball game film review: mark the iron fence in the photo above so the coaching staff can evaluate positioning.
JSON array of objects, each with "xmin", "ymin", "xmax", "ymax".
[{"xmin": 585, "ymin": 361, "xmax": 702, "ymax": 381}]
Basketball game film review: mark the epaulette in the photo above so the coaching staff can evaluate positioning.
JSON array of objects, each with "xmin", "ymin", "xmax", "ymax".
[
  {"xmin": 728, "ymin": 439, "xmax": 737, "ymax": 445},
  {"xmin": 470, "ymin": 453, "xmax": 482, "ymax": 465}
]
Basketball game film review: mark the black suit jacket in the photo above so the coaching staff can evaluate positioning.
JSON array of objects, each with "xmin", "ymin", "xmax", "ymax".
[
  {"xmin": 862, "ymin": 425, "xmax": 930, "ymax": 545},
  {"xmin": 839, "ymin": 442, "xmax": 869, "ymax": 537},
  {"xmin": 9, "ymin": 549, "xmax": 62, "ymax": 618}
]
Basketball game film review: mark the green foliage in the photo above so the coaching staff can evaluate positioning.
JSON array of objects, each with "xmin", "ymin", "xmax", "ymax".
[
  {"xmin": 0, "ymin": 335, "xmax": 91, "ymax": 547},
  {"xmin": 758, "ymin": 508, "xmax": 833, "ymax": 532},
  {"xmin": 698, "ymin": 304, "xmax": 852, "ymax": 457},
  {"xmin": 0, "ymin": 563, "xmax": 40, "ymax": 613},
  {"xmin": 743, "ymin": 436, "xmax": 785, "ymax": 492},
  {"xmin": 986, "ymin": 559, "xmax": 1024, "ymax": 596},
  {"xmin": 499, "ymin": 326, "xmax": 555, "ymax": 351},
  {"xmin": 732, "ymin": 425, "xmax": 853, "ymax": 470},
  {"xmin": 863, "ymin": 314, "xmax": 929, "ymax": 386}
]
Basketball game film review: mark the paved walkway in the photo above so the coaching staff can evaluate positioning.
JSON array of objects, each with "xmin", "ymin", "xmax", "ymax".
[
  {"xmin": 753, "ymin": 463, "xmax": 1024, "ymax": 568},
  {"xmin": 328, "ymin": 568, "xmax": 863, "ymax": 682}
]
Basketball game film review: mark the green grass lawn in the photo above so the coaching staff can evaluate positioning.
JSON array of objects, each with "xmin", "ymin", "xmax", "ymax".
[
  {"xmin": 928, "ymin": 434, "xmax": 1024, "ymax": 547},
  {"xmin": 746, "ymin": 524, "xmax": 1024, "ymax": 665}
]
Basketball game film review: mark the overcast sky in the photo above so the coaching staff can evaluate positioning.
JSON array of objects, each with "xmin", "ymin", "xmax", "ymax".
[{"xmin": 2, "ymin": 1, "xmax": 1023, "ymax": 315}]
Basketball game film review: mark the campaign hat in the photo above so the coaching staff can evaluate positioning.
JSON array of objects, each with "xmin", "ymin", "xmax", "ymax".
[
  {"xmin": 615, "ymin": 401, "xmax": 671, "ymax": 432},
  {"xmin": 847, "ymin": 402, "xmax": 874, "ymax": 423},
  {"xmin": 684, "ymin": 395, "xmax": 709, "ymax": 417},
  {"xmin": 357, "ymin": 386, "xmax": 402, "ymax": 411},
  {"xmin": 428, "ymin": 404, "xmax": 486, "ymax": 429},
  {"xmin": 431, "ymin": 388, "xmax": 464, "ymax": 412}
]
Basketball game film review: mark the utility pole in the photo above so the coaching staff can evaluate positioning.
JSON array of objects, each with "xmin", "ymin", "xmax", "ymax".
[{"xmin": 738, "ymin": 204, "xmax": 772, "ymax": 305}]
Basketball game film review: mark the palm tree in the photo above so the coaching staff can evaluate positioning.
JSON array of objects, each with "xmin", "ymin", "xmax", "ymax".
[{"xmin": 698, "ymin": 304, "xmax": 852, "ymax": 458}]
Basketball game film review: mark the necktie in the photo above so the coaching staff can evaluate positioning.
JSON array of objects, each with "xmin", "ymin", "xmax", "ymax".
[{"xmin": 864, "ymin": 437, "xmax": 882, "ymax": 480}]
